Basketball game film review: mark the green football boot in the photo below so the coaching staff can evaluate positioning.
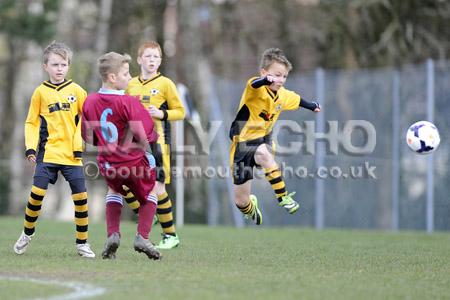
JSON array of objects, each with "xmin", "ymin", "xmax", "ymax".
[
  {"xmin": 247, "ymin": 195, "xmax": 262, "ymax": 225},
  {"xmin": 278, "ymin": 192, "xmax": 300, "ymax": 214},
  {"xmin": 156, "ymin": 233, "xmax": 180, "ymax": 249}
]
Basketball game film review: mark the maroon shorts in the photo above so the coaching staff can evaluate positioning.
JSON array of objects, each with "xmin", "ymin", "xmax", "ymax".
[{"xmin": 99, "ymin": 156, "xmax": 156, "ymax": 203}]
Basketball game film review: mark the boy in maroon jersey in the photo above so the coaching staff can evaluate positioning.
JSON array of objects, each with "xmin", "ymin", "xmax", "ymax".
[{"xmin": 82, "ymin": 52, "xmax": 160, "ymax": 260}]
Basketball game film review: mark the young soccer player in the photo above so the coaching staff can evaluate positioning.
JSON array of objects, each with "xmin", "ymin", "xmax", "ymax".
[
  {"xmin": 125, "ymin": 41, "xmax": 185, "ymax": 249},
  {"xmin": 82, "ymin": 52, "xmax": 161, "ymax": 260},
  {"xmin": 229, "ymin": 48, "xmax": 321, "ymax": 225},
  {"xmin": 13, "ymin": 42, "xmax": 95, "ymax": 258}
]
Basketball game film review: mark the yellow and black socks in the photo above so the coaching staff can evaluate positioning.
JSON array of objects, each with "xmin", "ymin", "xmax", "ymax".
[
  {"xmin": 72, "ymin": 191, "xmax": 89, "ymax": 244},
  {"xmin": 264, "ymin": 166, "xmax": 287, "ymax": 202},
  {"xmin": 123, "ymin": 186, "xmax": 140, "ymax": 214},
  {"xmin": 23, "ymin": 185, "xmax": 46, "ymax": 236},
  {"xmin": 122, "ymin": 186, "xmax": 177, "ymax": 236},
  {"xmin": 157, "ymin": 192, "xmax": 176, "ymax": 236},
  {"xmin": 236, "ymin": 200, "xmax": 254, "ymax": 215}
]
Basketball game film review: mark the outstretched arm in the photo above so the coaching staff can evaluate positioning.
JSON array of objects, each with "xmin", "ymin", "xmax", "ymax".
[
  {"xmin": 251, "ymin": 76, "xmax": 272, "ymax": 88},
  {"xmin": 252, "ymin": 76, "xmax": 322, "ymax": 113},
  {"xmin": 300, "ymin": 99, "xmax": 321, "ymax": 112}
]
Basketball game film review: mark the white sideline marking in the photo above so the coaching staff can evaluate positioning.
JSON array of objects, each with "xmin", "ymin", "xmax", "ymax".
[{"xmin": 0, "ymin": 275, "xmax": 106, "ymax": 300}]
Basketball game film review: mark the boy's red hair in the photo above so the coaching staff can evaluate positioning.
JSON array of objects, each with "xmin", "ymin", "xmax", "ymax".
[{"xmin": 137, "ymin": 41, "xmax": 162, "ymax": 58}]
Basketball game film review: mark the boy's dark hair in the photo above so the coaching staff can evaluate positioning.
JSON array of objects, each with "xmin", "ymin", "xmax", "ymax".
[
  {"xmin": 259, "ymin": 48, "xmax": 292, "ymax": 71},
  {"xmin": 43, "ymin": 41, "xmax": 73, "ymax": 64}
]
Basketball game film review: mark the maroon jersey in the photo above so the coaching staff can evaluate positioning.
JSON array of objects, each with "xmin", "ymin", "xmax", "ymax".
[{"xmin": 82, "ymin": 91, "xmax": 158, "ymax": 166}]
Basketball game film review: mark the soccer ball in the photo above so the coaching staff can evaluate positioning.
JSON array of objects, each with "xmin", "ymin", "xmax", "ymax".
[{"xmin": 406, "ymin": 121, "xmax": 440, "ymax": 154}]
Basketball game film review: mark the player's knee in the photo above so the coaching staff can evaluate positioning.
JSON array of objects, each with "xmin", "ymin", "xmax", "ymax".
[
  {"xmin": 255, "ymin": 150, "xmax": 274, "ymax": 167},
  {"xmin": 154, "ymin": 181, "xmax": 165, "ymax": 196},
  {"xmin": 107, "ymin": 187, "xmax": 121, "ymax": 196},
  {"xmin": 69, "ymin": 178, "xmax": 86, "ymax": 194},
  {"xmin": 33, "ymin": 176, "xmax": 50, "ymax": 190}
]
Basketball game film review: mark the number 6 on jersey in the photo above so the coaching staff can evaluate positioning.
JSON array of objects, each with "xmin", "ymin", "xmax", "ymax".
[{"xmin": 100, "ymin": 108, "xmax": 118, "ymax": 143}]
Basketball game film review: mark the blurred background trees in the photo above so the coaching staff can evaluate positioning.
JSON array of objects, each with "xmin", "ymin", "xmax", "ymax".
[{"xmin": 0, "ymin": 0, "xmax": 449, "ymax": 222}]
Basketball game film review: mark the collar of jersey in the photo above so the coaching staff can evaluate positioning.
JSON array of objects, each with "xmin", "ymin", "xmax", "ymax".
[
  {"xmin": 98, "ymin": 88, "xmax": 125, "ymax": 95},
  {"xmin": 139, "ymin": 72, "xmax": 161, "ymax": 85},
  {"xmin": 264, "ymin": 86, "xmax": 279, "ymax": 102},
  {"xmin": 43, "ymin": 79, "xmax": 72, "ymax": 91}
]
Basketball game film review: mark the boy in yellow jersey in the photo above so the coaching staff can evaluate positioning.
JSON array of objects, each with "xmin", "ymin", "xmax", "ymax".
[
  {"xmin": 126, "ymin": 41, "xmax": 185, "ymax": 249},
  {"xmin": 229, "ymin": 48, "xmax": 321, "ymax": 225},
  {"xmin": 13, "ymin": 42, "xmax": 95, "ymax": 258}
]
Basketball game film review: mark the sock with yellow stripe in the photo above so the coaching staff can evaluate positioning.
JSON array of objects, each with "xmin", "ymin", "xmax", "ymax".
[
  {"xmin": 123, "ymin": 186, "xmax": 140, "ymax": 214},
  {"xmin": 157, "ymin": 191, "xmax": 176, "ymax": 236},
  {"xmin": 264, "ymin": 166, "xmax": 287, "ymax": 202},
  {"xmin": 236, "ymin": 200, "xmax": 254, "ymax": 215},
  {"xmin": 70, "ymin": 179, "xmax": 89, "ymax": 244},
  {"xmin": 23, "ymin": 185, "xmax": 46, "ymax": 236}
]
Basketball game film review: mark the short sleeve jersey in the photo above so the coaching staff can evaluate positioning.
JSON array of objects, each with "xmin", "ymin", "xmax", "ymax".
[
  {"xmin": 81, "ymin": 92, "xmax": 158, "ymax": 166},
  {"xmin": 24, "ymin": 80, "xmax": 87, "ymax": 165},
  {"xmin": 127, "ymin": 74, "xmax": 185, "ymax": 145},
  {"xmin": 229, "ymin": 77, "xmax": 301, "ymax": 142}
]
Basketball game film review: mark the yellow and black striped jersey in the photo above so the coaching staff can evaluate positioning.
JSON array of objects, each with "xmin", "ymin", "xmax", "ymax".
[
  {"xmin": 127, "ymin": 73, "xmax": 185, "ymax": 145},
  {"xmin": 229, "ymin": 77, "xmax": 301, "ymax": 142},
  {"xmin": 24, "ymin": 80, "xmax": 87, "ymax": 166}
]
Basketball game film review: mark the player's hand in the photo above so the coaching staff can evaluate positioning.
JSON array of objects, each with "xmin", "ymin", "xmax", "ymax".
[
  {"xmin": 313, "ymin": 101, "xmax": 321, "ymax": 113},
  {"xmin": 266, "ymin": 74, "xmax": 276, "ymax": 83},
  {"xmin": 266, "ymin": 74, "xmax": 283, "ymax": 85},
  {"xmin": 148, "ymin": 105, "xmax": 164, "ymax": 119},
  {"xmin": 27, "ymin": 154, "xmax": 36, "ymax": 164}
]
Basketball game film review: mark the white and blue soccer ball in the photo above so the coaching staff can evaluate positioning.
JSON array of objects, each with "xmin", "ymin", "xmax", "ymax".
[{"xmin": 406, "ymin": 121, "xmax": 440, "ymax": 154}]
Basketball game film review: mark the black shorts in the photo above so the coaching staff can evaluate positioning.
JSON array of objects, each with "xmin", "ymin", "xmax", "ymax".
[
  {"xmin": 230, "ymin": 136, "xmax": 272, "ymax": 185},
  {"xmin": 150, "ymin": 143, "xmax": 170, "ymax": 184},
  {"xmin": 33, "ymin": 162, "xmax": 85, "ymax": 190}
]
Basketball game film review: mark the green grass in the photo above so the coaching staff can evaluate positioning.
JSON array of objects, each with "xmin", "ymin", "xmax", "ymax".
[{"xmin": 1, "ymin": 216, "xmax": 450, "ymax": 300}]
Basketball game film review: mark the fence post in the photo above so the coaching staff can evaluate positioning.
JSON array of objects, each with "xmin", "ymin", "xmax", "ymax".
[
  {"xmin": 175, "ymin": 120, "xmax": 185, "ymax": 227},
  {"xmin": 391, "ymin": 70, "xmax": 400, "ymax": 231},
  {"xmin": 426, "ymin": 59, "xmax": 435, "ymax": 234},
  {"xmin": 315, "ymin": 68, "xmax": 325, "ymax": 230}
]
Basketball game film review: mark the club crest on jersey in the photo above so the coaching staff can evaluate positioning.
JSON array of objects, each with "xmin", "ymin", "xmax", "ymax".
[
  {"xmin": 275, "ymin": 104, "xmax": 282, "ymax": 112},
  {"xmin": 67, "ymin": 94, "xmax": 77, "ymax": 103},
  {"xmin": 150, "ymin": 89, "xmax": 159, "ymax": 95}
]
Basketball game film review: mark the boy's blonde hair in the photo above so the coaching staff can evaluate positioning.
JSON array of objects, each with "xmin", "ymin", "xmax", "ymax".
[
  {"xmin": 98, "ymin": 52, "xmax": 131, "ymax": 82},
  {"xmin": 137, "ymin": 41, "xmax": 162, "ymax": 58},
  {"xmin": 259, "ymin": 48, "xmax": 292, "ymax": 71},
  {"xmin": 43, "ymin": 41, "xmax": 73, "ymax": 64}
]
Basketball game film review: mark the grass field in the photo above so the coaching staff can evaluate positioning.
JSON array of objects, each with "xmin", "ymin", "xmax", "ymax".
[{"xmin": 1, "ymin": 216, "xmax": 450, "ymax": 300}]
